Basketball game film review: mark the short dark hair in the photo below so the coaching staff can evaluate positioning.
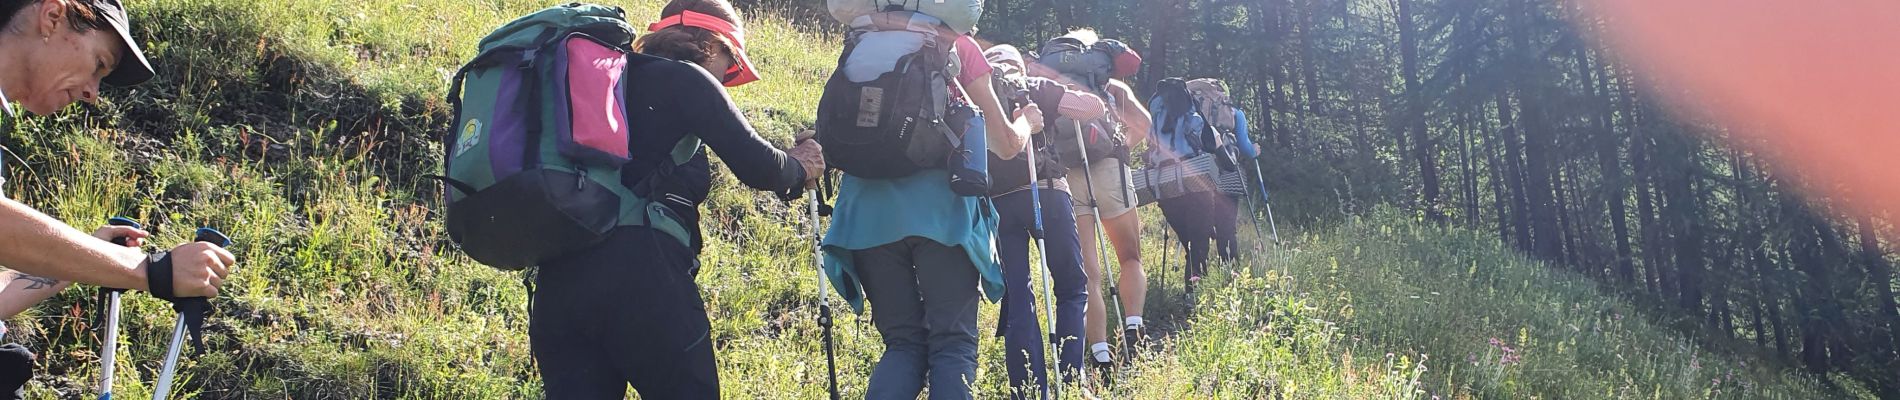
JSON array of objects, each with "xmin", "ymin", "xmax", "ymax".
[
  {"xmin": 0, "ymin": 0, "xmax": 111, "ymax": 35},
  {"xmin": 633, "ymin": 0, "xmax": 744, "ymax": 64}
]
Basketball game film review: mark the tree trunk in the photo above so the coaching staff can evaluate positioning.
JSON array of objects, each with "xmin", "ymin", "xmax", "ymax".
[
  {"xmin": 1485, "ymin": 108, "xmax": 1511, "ymax": 243},
  {"xmin": 1506, "ymin": 3, "xmax": 1562, "ymax": 262},
  {"xmin": 1461, "ymin": 109, "xmax": 1481, "ymax": 225},
  {"xmin": 1396, "ymin": 0, "xmax": 1441, "ymax": 222},
  {"xmin": 1250, "ymin": 1, "xmax": 1285, "ymax": 150},
  {"xmin": 1708, "ymin": 244, "xmax": 1733, "ymax": 336},
  {"xmin": 1761, "ymin": 248, "xmax": 1791, "ymax": 354},
  {"xmin": 1858, "ymin": 215, "xmax": 1900, "ymax": 352},
  {"xmin": 1199, "ymin": 1, "xmax": 1220, "ymax": 77},
  {"xmin": 1790, "ymin": 198, "xmax": 1833, "ymax": 372},
  {"xmin": 1144, "ymin": 0, "xmax": 1186, "ymax": 90},
  {"xmin": 1052, "ymin": 0, "xmax": 1080, "ymax": 35},
  {"xmin": 1297, "ymin": 0, "xmax": 1322, "ymax": 117},
  {"xmin": 1814, "ymin": 220, "xmax": 1859, "ymax": 372},
  {"xmin": 1497, "ymin": 93, "xmax": 1533, "ymax": 253},
  {"xmin": 1555, "ymin": 164, "xmax": 1581, "ymax": 268},
  {"xmin": 1731, "ymin": 149, "xmax": 1773, "ymax": 348},
  {"xmin": 1581, "ymin": 49, "xmax": 1636, "ymax": 284},
  {"xmin": 1623, "ymin": 71, "xmax": 1665, "ymax": 295},
  {"xmin": 1661, "ymin": 128, "xmax": 1703, "ymax": 314},
  {"xmin": 1752, "ymin": 291, "xmax": 1768, "ymax": 347}
]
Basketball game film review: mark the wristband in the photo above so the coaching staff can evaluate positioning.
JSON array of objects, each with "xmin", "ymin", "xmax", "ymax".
[{"xmin": 145, "ymin": 251, "xmax": 174, "ymax": 300}]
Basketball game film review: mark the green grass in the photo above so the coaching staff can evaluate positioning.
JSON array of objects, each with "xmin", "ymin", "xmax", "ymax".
[
  {"xmin": 0, "ymin": 0, "xmax": 1854, "ymax": 398},
  {"xmin": 1270, "ymin": 209, "xmax": 1863, "ymax": 399}
]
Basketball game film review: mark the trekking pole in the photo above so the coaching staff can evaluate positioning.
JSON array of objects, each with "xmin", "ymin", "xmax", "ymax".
[
  {"xmin": 1072, "ymin": 122, "xmax": 1123, "ymax": 384},
  {"xmin": 97, "ymin": 217, "xmax": 140, "ymax": 400},
  {"xmin": 1249, "ymin": 158, "xmax": 1287, "ymax": 276},
  {"xmin": 1024, "ymin": 141, "xmax": 1060, "ymax": 399},
  {"xmin": 152, "ymin": 228, "xmax": 230, "ymax": 400},
  {"xmin": 810, "ymin": 191, "xmax": 841, "ymax": 400},
  {"xmin": 1239, "ymin": 175, "xmax": 1269, "ymax": 271}
]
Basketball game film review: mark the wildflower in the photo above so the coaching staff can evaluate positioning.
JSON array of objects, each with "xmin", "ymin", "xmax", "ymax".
[{"xmin": 1487, "ymin": 337, "xmax": 1522, "ymax": 366}]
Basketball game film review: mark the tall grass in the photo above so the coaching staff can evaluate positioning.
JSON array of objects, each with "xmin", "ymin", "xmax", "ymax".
[{"xmin": 1273, "ymin": 208, "xmax": 1863, "ymax": 399}]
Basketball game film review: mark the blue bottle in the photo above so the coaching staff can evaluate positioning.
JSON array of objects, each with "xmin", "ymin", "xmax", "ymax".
[{"xmin": 946, "ymin": 102, "xmax": 990, "ymax": 196}]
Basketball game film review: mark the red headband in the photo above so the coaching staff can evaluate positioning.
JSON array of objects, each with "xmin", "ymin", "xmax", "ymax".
[{"xmin": 648, "ymin": 11, "xmax": 760, "ymax": 86}]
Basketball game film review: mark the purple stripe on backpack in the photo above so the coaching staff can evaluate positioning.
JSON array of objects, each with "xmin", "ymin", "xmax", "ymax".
[{"xmin": 489, "ymin": 67, "xmax": 528, "ymax": 179}]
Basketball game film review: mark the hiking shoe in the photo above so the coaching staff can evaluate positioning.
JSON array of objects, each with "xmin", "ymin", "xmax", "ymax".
[
  {"xmin": 1120, "ymin": 326, "xmax": 1144, "ymax": 361},
  {"xmin": 1089, "ymin": 346, "xmax": 1116, "ymax": 387}
]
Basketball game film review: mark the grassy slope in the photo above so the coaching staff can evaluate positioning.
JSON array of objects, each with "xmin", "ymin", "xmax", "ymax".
[{"xmin": 0, "ymin": 0, "xmax": 1854, "ymax": 398}]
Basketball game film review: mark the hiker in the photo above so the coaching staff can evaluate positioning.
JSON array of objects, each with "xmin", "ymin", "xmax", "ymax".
[
  {"xmin": 0, "ymin": 1, "xmax": 236, "ymax": 397},
  {"xmin": 1146, "ymin": 77, "xmax": 1261, "ymax": 288},
  {"xmin": 812, "ymin": 5, "xmax": 1033, "ymax": 399},
  {"xmin": 985, "ymin": 44, "xmax": 1101, "ymax": 398},
  {"xmin": 1028, "ymin": 29, "xmax": 1154, "ymax": 368},
  {"xmin": 0, "ymin": 0, "xmax": 237, "ymax": 317},
  {"xmin": 511, "ymin": 1, "xmax": 823, "ymax": 398}
]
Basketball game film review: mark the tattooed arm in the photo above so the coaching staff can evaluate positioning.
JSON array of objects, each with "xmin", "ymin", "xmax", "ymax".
[
  {"xmin": 0, "ymin": 223, "xmax": 147, "ymax": 319},
  {"xmin": 0, "ymin": 272, "xmax": 71, "ymax": 319}
]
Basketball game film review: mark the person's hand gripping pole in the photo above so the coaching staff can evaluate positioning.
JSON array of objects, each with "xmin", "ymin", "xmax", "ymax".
[{"xmin": 151, "ymin": 227, "xmax": 230, "ymax": 400}]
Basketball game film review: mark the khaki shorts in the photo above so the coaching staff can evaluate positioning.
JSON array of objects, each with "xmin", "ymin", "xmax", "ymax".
[{"xmin": 1069, "ymin": 160, "xmax": 1137, "ymax": 219}]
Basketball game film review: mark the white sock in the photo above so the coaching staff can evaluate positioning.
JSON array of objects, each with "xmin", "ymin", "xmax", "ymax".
[
  {"xmin": 1090, "ymin": 342, "xmax": 1112, "ymax": 362},
  {"xmin": 1124, "ymin": 316, "xmax": 1144, "ymax": 329}
]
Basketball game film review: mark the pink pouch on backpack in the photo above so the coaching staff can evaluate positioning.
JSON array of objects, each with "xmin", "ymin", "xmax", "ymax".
[{"xmin": 562, "ymin": 36, "xmax": 631, "ymax": 163}]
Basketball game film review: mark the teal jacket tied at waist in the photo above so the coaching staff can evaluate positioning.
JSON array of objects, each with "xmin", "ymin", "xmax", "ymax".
[{"xmin": 820, "ymin": 169, "xmax": 1004, "ymax": 312}]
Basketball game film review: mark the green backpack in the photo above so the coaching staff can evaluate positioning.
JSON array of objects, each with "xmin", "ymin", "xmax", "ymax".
[{"xmin": 441, "ymin": 3, "xmax": 699, "ymax": 270}]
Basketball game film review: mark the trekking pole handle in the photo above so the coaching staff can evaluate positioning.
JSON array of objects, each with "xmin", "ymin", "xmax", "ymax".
[
  {"xmin": 193, "ymin": 228, "xmax": 231, "ymax": 248},
  {"xmin": 174, "ymin": 227, "xmax": 230, "ymax": 312},
  {"xmin": 170, "ymin": 228, "xmax": 229, "ymax": 346},
  {"xmin": 100, "ymin": 217, "xmax": 142, "ymax": 295},
  {"xmin": 106, "ymin": 217, "xmax": 141, "ymax": 246}
]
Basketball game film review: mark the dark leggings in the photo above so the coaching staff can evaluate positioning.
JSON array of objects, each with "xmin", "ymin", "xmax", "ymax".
[
  {"xmin": 1212, "ymin": 193, "xmax": 1241, "ymax": 262},
  {"xmin": 1158, "ymin": 191, "xmax": 1241, "ymax": 287},
  {"xmin": 531, "ymin": 227, "xmax": 719, "ymax": 399},
  {"xmin": 993, "ymin": 189, "xmax": 1089, "ymax": 399}
]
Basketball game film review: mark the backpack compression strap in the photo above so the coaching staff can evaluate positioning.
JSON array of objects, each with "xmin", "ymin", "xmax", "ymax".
[{"xmin": 618, "ymin": 136, "xmax": 704, "ymax": 248}]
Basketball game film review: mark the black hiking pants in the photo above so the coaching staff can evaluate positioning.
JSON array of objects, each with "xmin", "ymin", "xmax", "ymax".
[
  {"xmin": 531, "ymin": 227, "xmax": 718, "ymax": 399},
  {"xmin": 1158, "ymin": 190, "xmax": 1241, "ymax": 287}
]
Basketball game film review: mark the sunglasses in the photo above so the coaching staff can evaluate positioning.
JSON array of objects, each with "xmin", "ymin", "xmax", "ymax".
[
  {"xmin": 703, "ymin": 49, "xmax": 741, "ymax": 84},
  {"xmin": 722, "ymin": 55, "xmax": 743, "ymax": 84}
]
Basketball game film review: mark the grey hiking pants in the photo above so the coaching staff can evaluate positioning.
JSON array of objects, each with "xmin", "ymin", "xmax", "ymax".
[{"xmin": 854, "ymin": 236, "xmax": 983, "ymax": 400}]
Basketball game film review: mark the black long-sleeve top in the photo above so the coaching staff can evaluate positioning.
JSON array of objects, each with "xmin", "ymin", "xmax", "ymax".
[
  {"xmin": 622, "ymin": 53, "xmax": 805, "ymax": 195},
  {"xmin": 618, "ymin": 54, "xmax": 805, "ymax": 253}
]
